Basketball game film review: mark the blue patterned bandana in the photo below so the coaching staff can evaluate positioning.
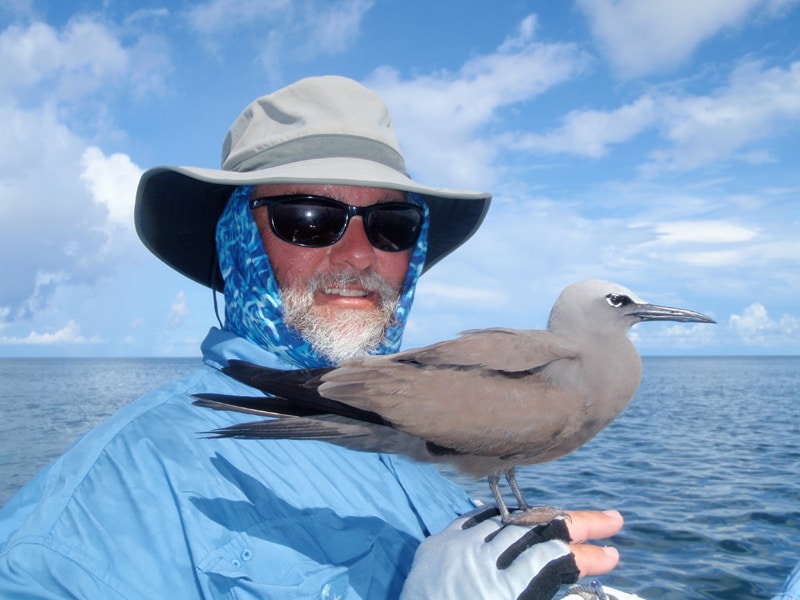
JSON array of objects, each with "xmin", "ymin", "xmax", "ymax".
[{"xmin": 216, "ymin": 185, "xmax": 429, "ymax": 368}]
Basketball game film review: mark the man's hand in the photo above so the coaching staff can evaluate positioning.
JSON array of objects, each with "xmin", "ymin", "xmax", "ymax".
[{"xmin": 401, "ymin": 506, "xmax": 624, "ymax": 600}]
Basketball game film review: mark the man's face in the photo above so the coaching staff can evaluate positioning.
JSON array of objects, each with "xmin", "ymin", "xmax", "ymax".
[{"xmin": 251, "ymin": 183, "xmax": 413, "ymax": 362}]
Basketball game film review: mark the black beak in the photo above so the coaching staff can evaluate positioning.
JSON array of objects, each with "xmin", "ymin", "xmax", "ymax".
[{"xmin": 629, "ymin": 303, "xmax": 716, "ymax": 324}]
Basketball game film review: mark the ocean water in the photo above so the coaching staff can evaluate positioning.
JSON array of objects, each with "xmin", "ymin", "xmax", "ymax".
[{"xmin": 1, "ymin": 356, "xmax": 798, "ymax": 598}]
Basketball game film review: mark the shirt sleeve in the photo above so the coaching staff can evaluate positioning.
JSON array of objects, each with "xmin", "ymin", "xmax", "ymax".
[
  {"xmin": 0, "ymin": 540, "xmax": 143, "ymax": 600},
  {"xmin": 771, "ymin": 560, "xmax": 800, "ymax": 600}
]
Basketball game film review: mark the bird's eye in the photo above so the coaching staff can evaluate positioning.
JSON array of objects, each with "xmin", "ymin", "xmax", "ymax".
[{"xmin": 606, "ymin": 293, "xmax": 632, "ymax": 308}]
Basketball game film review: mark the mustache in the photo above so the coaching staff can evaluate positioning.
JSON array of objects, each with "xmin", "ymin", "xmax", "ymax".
[{"xmin": 306, "ymin": 270, "xmax": 401, "ymax": 302}]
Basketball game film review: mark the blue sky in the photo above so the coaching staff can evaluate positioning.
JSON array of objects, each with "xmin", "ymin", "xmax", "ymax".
[{"xmin": 1, "ymin": 0, "xmax": 798, "ymax": 357}]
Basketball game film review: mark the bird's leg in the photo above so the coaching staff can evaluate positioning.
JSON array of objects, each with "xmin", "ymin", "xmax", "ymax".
[
  {"xmin": 488, "ymin": 472, "xmax": 513, "ymax": 524},
  {"xmin": 502, "ymin": 468, "xmax": 571, "ymax": 527},
  {"xmin": 488, "ymin": 470, "xmax": 569, "ymax": 527},
  {"xmin": 505, "ymin": 467, "xmax": 531, "ymax": 511}
]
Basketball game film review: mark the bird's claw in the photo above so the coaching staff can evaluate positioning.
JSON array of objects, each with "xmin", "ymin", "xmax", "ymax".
[
  {"xmin": 503, "ymin": 505, "xmax": 570, "ymax": 526},
  {"xmin": 482, "ymin": 504, "xmax": 572, "ymax": 542}
]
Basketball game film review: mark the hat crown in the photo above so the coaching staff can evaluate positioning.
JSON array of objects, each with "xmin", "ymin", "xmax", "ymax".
[{"xmin": 221, "ymin": 76, "xmax": 408, "ymax": 175}]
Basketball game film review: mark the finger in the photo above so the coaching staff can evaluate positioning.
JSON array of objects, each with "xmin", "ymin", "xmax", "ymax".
[
  {"xmin": 496, "ymin": 519, "xmax": 571, "ymax": 568},
  {"xmin": 563, "ymin": 509, "xmax": 624, "ymax": 543},
  {"xmin": 571, "ymin": 543, "xmax": 620, "ymax": 578}
]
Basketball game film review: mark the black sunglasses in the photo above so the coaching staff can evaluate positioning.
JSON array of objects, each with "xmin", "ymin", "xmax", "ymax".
[{"xmin": 249, "ymin": 194, "xmax": 424, "ymax": 252}]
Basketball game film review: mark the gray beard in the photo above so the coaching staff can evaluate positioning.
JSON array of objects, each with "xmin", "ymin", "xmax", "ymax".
[{"xmin": 280, "ymin": 271, "xmax": 401, "ymax": 364}]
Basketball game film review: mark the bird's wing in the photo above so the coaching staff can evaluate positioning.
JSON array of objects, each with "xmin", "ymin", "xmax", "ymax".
[
  {"xmin": 315, "ymin": 329, "xmax": 585, "ymax": 458},
  {"xmin": 386, "ymin": 328, "xmax": 579, "ymax": 373},
  {"xmin": 222, "ymin": 361, "xmax": 331, "ymax": 401},
  {"xmin": 193, "ymin": 387, "xmax": 427, "ymax": 454},
  {"xmin": 194, "ymin": 394, "xmax": 328, "ymax": 418},
  {"xmin": 200, "ymin": 411, "xmax": 432, "ymax": 461},
  {"xmin": 219, "ymin": 361, "xmax": 392, "ymax": 426},
  {"xmin": 319, "ymin": 369, "xmax": 583, "ymax": 458}
]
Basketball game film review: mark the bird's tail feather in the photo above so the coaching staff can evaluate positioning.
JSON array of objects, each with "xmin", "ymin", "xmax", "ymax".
[
  {"xmin": 193, "ymin": 394, "xmax": 323, "ymax": 418},
  {"xmin": 199, "ymin": 410, "xmax": 433, "ymax": 462}
]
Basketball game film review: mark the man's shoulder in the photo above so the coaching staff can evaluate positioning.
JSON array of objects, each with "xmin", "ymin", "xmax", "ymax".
[{"xmin": 0, "ymin": 367, "xmax": 229, "ymax": 539}]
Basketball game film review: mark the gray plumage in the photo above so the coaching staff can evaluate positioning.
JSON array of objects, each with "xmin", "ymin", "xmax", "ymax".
[{"xmin": 195, "ymin": 280, "xmax": 715, "ymax": 523}]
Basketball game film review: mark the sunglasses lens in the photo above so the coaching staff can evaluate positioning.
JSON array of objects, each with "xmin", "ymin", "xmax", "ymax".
[
  {"xmin": 263, "ymin": 196, "xmax": 423, "ymax": 251},
  {"xmin": 366, "ymin": 204, "xmax": 423, "ymax": 252},
  {"xmin": 270, "ymin": 200, "xmax": 346, "ymax": 247}
]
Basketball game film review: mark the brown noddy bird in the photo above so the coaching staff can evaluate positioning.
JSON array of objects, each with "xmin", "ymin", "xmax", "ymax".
[{"xmin": 194, "ymin": 280, "xmax": 715, "ymax": 524}]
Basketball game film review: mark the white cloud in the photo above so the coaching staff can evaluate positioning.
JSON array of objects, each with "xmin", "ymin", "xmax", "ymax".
[
  {"xmin": 577, "ymin": 0, "xmax": 766, "ymax": 78},
  {"xmin": 367, "ymin": 15, "xmax": 588, "ymax": 189},
  {"xmin": 0, "ymin": 102, "xmax": 146, "ymax": 323},
  {"xmin": 167, "ymin": 291, "xmax": 190, "ymax": 329},
  {"xmin": 0, "ymin": 17, "xmax": 158, "ymax": 326},
  {"xmin": 80, "ymin": 146, "xmax": 142, "ymax": 229},
  {"xmin": 670, "ymin": 250, "xmax": 744, "ymax": 267},
  {"xmin": 653, "ymin": 221, "xmax": 758, "ymax": 244},
  {"xmin": 186, "ymin": 0, "xmax": 373, "ymax": 79},
  {"xmin": 125, "ymin": 8, "xmax": 171, "ymax": 25},
  {"xmin": 737, "ymin": 150, "xmax": 777, "ymax": 165},
  {"xmin": 630, "ymin": 214, "xmax": 800, "ymax": 271},
  {"xmin": 307, "ymin": 0, "xmax": 375, "ymax": 55},
  {"xmin": 0, "ymin": 18, "xmax": 128, "ymax": 100},
  {"xmin": 730, "ymin": 303, "xmax": 800, "ymax": 345},
  {"xmin": 417, "ymin": 281, "xmax": 506, "ymax": 307},
  {"xmin": 630, "ymin": 320, "xmax": 717, "ymax": 350},
  {"xmin": 17, "ymin": 271, "xmax": 69, "ymax": 320},
  {"xmin": 1, "ymin": 0, "xmax": 35, "ymax": 18},
  {"xmin": 646, "ymin": 60, "xmax": 800, "ymax": 173},
  {"xmin": 0, "ymin": 103, "xmax": 98, "ymax": 317},
  {"xmin": 512, "ymin": 95, "xmax": 657, "ymax": 157},
  {"xmin": 0, "ymin": 319, "xmax": 100, "ymax": 345},
  {"xmin": 187, "ymin": 0, "xmax": 291, "ymax": 32},
  {"xmin": 0, "ymin": 15, "xmax": 170, "ymax": 108},
  {"xmin": 505, "ymin": 60, "xmax": 800, "ymax": 174},
  {"xmin": 764, "ymin": 0, "xmax": 800, "ymax": 14}
]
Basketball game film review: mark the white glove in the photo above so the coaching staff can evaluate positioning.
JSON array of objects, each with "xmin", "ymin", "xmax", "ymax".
[{"xmin": 401, "ymin": 505, "xmax": 580, "ymax": 600}]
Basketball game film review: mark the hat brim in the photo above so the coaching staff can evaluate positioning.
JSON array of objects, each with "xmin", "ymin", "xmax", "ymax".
[{"xmin": 135, "ymin": 158, "xmax": 492, "ymax": 292}]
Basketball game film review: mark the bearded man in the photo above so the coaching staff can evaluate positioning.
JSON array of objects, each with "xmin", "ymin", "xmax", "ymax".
[{"xmin": 0, "ymin": 76, "xmax": 622, "ymax": 599}]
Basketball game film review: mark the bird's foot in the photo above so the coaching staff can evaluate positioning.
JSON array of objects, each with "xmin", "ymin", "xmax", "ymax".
[{"xmin": 503, "ymin": 504, "xmax": 570, "ymax": 526}]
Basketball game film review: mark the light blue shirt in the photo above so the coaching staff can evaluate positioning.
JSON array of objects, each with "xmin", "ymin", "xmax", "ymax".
[
  {"xmin": 773, "ymin": 561, "xmax": 800, "ymax": 600},
  {"xmin": 0, "ymin": 328, "xmax": 474, "ymax": 599}
]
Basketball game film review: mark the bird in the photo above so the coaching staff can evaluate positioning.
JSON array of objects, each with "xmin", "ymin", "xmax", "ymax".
[{"xmin": 194, "ymin": 280, "xmax": 715, "ymax": 524}]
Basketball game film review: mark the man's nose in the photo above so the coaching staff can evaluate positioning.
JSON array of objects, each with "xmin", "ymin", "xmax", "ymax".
[{"xmin": 328, "ymin": 216, "xmax": 376, "ymax": 271}]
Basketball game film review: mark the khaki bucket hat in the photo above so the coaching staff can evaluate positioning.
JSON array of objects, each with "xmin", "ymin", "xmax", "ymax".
[{"xmin": 135, "ymin": 76, "xmax": 492, "ymax": 291}]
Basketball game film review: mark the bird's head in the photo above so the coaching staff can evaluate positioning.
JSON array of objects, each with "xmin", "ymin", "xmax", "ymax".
[{"xmin": 548, "ymin": 280, "xmax": 716, "ymax": 340}]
